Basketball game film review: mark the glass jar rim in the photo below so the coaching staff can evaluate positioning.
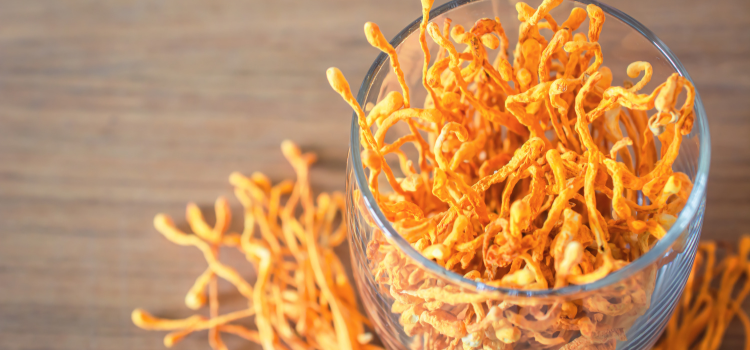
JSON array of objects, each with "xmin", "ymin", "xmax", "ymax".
[{"xmin": 349, "ymin": 0, "xmax": 711, "ymax": 297}]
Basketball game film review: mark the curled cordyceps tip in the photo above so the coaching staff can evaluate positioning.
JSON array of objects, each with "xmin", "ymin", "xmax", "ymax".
[
  {"xmin": 563, "ymin": 41, "xmax": 602, "ymax": 77},
  {"xmin": 627, "ymin": 61, "xmax": 653, "ymax": 93}
]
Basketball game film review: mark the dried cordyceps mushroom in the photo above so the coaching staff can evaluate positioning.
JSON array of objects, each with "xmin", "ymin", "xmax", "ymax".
[
  {"xmin": 124, "ymin": 1, "xmax": 748, "ymax": 349},
  {"xmin": 133, "ymin": 141, "xmax": 381, "ymax": 350},
  {"xmin": 656, "ymin": 236, "xmax": 750, "ymax": 350},
  {"xmin": 328, "ymin": 0, "xmax": 701, "ymax": 348}
]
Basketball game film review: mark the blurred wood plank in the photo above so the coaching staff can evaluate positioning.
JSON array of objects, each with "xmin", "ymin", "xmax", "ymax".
[{"xmin": 0, "ymin": 0, "xmax": 747, "ymax": 349}]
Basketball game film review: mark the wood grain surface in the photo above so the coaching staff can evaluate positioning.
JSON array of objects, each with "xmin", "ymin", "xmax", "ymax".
[{"xmin": 0, "ymin": 0, "xmax": 748, "ymax": 349}]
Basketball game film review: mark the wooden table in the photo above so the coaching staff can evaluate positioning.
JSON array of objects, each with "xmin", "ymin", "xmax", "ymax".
[{"xmin": 0, "ymin": 0, "xmax": 747, "ymax": 349}]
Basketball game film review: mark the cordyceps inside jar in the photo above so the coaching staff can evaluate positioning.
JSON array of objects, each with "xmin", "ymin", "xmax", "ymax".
[{"xmin": 332, "ymin": 0, "xmax": 709, "ymax": 349}]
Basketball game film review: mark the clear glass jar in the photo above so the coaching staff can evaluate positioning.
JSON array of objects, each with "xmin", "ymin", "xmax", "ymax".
[{"xmin": 345, "ymin": 0, "xmax": 710, "ymax": 349}]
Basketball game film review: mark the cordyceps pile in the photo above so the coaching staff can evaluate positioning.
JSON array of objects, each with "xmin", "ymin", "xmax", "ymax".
[
  {"xmin": 326, "ymin": 0, "xmax": 707, "ymax": 348},
  {"xmin": 132, "ymin": 141, "xmax": 381, "ymax": 350},
  {"xmin": 654, "ymin": 239, "xmax": 750, "ymax": 350},
  {"xmin": 130, "ymin": 0, "xmax": 750, "ymax": 350}
]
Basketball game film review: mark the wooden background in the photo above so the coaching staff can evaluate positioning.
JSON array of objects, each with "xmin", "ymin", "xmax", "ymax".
[{"xmin": 0, "ymin": 0, "xmax": 748, "ymax": 349}]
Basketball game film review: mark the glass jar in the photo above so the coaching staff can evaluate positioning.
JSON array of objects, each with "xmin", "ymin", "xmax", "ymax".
[{"xmin": 345, "ymin": 0, "xmax": 710, "ymax": 349}]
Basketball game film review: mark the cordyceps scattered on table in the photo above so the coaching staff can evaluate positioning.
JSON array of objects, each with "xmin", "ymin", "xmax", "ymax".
[
  {"xmin": 654, "ymin": 238, "xmax": 750, "ymax": 350},
  {"xmin": 132, "ymin": 141, "xmax": 380, "ymax": 350}
]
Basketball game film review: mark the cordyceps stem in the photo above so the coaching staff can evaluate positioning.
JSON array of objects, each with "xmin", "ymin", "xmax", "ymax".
[
  {"xmin": 306, "ymin": 223, "xmax": 356, "ymax": 350},
  {"xmin": 131, "ymin": 309, "xmax": 205, "ymax": 330},
  {"xmin": 419, "ymin": 0, "xmax": 442, "ymax": 112},
  {"xmin": 248, "ymin": 242, "xmax": 275, "ymax": 350}
]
